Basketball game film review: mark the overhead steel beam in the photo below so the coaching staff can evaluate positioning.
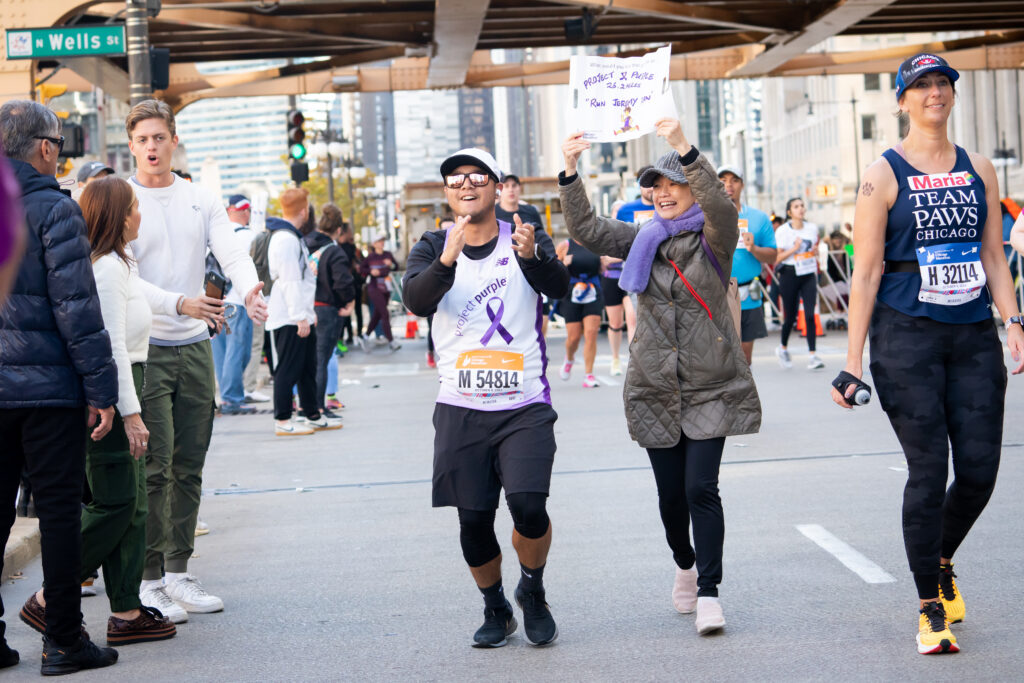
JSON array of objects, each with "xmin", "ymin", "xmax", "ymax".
[
  {"xmin": 556, "ymin": 0, "xmax": 784, "ymax": 33},
  {"xmin": 426, "ymin": 0, "xmax": 490, "ymax": 88},
  {"xmin": 62, "ymin": 57, "xmax": 130, "ymax": 102},
  {"xmin": 729, "ymin": 0, "xmax": 900, "ymax": 77}
]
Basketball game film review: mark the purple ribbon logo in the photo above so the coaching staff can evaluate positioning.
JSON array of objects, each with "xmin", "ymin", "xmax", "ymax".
[{"xmin": 480, "ymin": 297, "xmax": 513, "ymax": 346}]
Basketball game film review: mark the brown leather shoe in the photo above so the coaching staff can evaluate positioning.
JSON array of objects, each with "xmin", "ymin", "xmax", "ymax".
[
  {"xmin": 18, "ymin": 592, "xmax": 45, "ymax": 633},
  {"xmin": 106, "ymin": 606, "xmax": 176, "ymax": 646},
  {"xmin": 19, "ymin": 592, "xmax": 92, "ymax": 640}
]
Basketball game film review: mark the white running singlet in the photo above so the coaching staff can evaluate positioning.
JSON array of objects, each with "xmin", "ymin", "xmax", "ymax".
[{"xmin": 434, "ymin": 220, "xmax": 550, "ymax": 411}]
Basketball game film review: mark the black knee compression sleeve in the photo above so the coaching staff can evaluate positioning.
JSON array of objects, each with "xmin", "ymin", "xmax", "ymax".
[
  {"xmin": 457, "ymin": 508, "xmax": 501, "ymax": 567},
  {"xmin": 609, "ymin": 324, "xmax": 626, "ymax": 332},
  {"xmin": 506, "ymin": 492, "xmax": 550, "ymax": 539}
]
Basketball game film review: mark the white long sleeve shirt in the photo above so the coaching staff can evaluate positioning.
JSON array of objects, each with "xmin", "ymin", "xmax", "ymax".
[
  {"xmin": 92, "ymin": 252, "xmax": 152, "ymax": 416},
  {"xmin": 129, "ymin": 175, "xmax": 259, "ymax": 343},
  {"xmin": 266, "ymin": 226, "xmax": 316, "ymax": 331},
  {"xmin": 225, "ymin": 223, "xmax": 257, "ymax": 306}
]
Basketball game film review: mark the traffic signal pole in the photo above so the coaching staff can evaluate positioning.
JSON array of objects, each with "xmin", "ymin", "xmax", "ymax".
[{"xmin": 126, "ymin": 0, "xmax": 152, "ymax": 106}]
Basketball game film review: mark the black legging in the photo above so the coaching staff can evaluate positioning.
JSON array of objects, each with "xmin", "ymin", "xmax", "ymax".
[
  {"xmin": 647, "ymin": 435, "xmax": 725, "ymax": 597},
  {"xmin": 869, "ymin": 302, "xmax": 1005, "ymax": 600},
  {"xmin": 778, "ymin": 264, "xmax": 817, "ymax": 351},
  {"xmin": 364, "ymin": 283, "xmax": 393, "ymax": 341}
]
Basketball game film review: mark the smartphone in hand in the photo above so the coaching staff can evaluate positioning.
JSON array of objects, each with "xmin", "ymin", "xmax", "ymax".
[{"xmin": 204, "ymin": 271, "xmax": 227, "ymax": 300}]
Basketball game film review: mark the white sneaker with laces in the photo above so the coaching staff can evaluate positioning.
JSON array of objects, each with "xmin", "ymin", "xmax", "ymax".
[
  {"xmin": 695, "ymin": 596, "xmax": 725, "ymax": 635},
  {"xmin": 244, "ymin": 390, "xmax": 271, "ymax": 403},
  {"xmin": 610, "ymin": 357, "xmax": 623, "ymax": 376},
  {"xmin": 559, "ymin": 359, "xmax": 573, "ymax": 381},
  {"xmin": 807, "ymin": 354, "xmax": 825, "ymax": 370},
  {"xmin": 275, "ymin": 418, "xmax": 314, "ymax": 436},
  {"xmin": 374, "ymin": 336, "xmax": 389, "ymax": 346},
  {"xmin": 140, "ymin": 585, "xmax": 189, "ymax": 623},
  {"xmin": 582, "ymin": 374, "xmax": 599, "ymax": 388},
  {"xmin": 194, "ymin": 518, "xmax": 210, "ymax": 537},
  {"xmin": 165, "ymin": 574, "xmax": 224, "ymax": 613},
  {"xmin": 302, "ymin": 414, "xmax": 343, "ymax": 431},
  {"xmin": 775, "ymin": 345, "xmax": 792, "ymax": 369},
  {"xmin": 388, "ymin": 340, "xmax": 402, "ymax": 352}
]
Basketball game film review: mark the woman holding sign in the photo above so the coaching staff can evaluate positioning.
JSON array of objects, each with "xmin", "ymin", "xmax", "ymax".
[
  {"xmin": 831, "ymin": 53, "xmax": 1024, "ymax": 655},
  {"xmin": 559, "ymin": 118, "xmax": 761, "ymax": 636},
  {"xmin": 774, "ymin": 198, "xmax": 825, "ymax": 370}
]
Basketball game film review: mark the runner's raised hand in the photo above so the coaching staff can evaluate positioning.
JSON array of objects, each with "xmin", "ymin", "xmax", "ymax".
[{"xmin": 440, "ymin": 215, "xmax": 470, "ymax": 267}]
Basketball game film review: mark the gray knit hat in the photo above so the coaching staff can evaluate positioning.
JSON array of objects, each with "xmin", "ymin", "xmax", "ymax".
[{"xmin": 637, "ymin": 151, "xmax": 688, "ymax": 188}]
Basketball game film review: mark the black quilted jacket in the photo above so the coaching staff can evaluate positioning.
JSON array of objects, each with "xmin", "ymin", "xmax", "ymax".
[{"xmin": 0, "ymin": 159, "xmax": 117, "ymax": 409}]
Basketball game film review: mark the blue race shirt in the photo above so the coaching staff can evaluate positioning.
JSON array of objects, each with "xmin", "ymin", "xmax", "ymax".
[
  {"xmin": 730, "ymin": 205, "xmax": 776, "ymax": 310},
  {"xmin": 615, "ymin": 198, "xmax": 656, "ymax": 226},
  {"xmin": 877, "ymin": 146, "xmax": 991, "ymax": 323}
]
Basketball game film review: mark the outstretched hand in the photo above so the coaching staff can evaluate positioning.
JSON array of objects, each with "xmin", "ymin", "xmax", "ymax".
[
  {"xmin": 654, "ymin": 117, "xmax": 689, "ymax": 154},
  {"xmin": 245, "ymin": 283, "xmax": 268, "ymax": 323},
  {"xmin": 511, "ymin": 213, "xmax": 536, "ymax": 260},
  {"xmin": 562, "ymin": 132, "xmax": 591, "ymax": 177},
  {"xmin": 440, "ymin": 215, "xmax": 470, "ymax": 267}
]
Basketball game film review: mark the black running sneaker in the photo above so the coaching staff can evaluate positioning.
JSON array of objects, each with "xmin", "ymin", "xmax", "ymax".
[
  {"xmin": 41, "ymin": 635, "xmax": 118, "ymax": 676},
  {"xmin": 472, "ymin": 601, "xmax": 517, "ymax": 648},
  {"xmin": 514, "ymin": 585, "xmax": 558, "ymax": 646}
]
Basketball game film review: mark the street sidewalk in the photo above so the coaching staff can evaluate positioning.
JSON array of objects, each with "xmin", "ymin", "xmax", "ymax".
[{"xmin": 2, "ymin": 517, "xmax": 39, "ymax": 580}]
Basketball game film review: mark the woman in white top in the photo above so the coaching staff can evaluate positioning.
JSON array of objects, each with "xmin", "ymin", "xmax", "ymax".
[
  {"xmin": 24, "ymin": 177, "xmax": 177, "ymax": 645},
  {"xmin": 774, "ymin": 197, "xmax": 824, "ymax": 369}
]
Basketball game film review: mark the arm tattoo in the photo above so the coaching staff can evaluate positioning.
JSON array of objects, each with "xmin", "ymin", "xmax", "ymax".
[{"xmin": 860, "ymin": 181, "xmax": 874, "ymax": 197}]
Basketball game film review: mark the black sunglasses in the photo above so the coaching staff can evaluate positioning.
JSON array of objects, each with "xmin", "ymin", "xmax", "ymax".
[
  {"xmin": 35, "ymin": 135, "xmax": 65, "ymax": 155},
  {"xmin": 445, "ymin": 172, "xmax": 491, "ymax": 189}
]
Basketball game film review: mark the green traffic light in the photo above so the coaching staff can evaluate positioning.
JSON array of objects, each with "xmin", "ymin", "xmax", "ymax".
[{"xmin": 289, "ymin": 142, "xmax": 307, "ymax": 160}]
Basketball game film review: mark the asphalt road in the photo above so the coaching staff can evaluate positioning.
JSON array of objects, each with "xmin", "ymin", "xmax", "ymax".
[{"xmin": 3, "ymin": 325, "xmax": 1023, "ymax": 682}]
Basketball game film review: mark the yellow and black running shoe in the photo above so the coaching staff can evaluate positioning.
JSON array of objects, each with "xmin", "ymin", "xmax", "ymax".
[
  {"xmin": 917, "ymin": 601, "xmax": 959, "ymax": 655},
  {"xmin": 939, "ymin": 564, "xmax": 965, "ymax": 624}
]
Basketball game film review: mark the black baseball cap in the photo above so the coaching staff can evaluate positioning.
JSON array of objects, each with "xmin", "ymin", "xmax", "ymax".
[
  {"xmin": 500, "ymin": 173, "xmax": 521, "ymax": 185},
  {"xmin": 77, "ymin": 160, "xmax": 114, "ymax": 183},
  {"xmin": 895, "ymin": 53, "xmax": 959, "ymax": 99}
]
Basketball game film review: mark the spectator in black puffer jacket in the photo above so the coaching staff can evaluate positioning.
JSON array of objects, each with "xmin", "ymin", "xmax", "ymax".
[
  {"xmin": 0, "ymin": 100, "xmax": 120, "ymax": 675},
  {"xmin": 303, "ymin": 204, "xmax": 355, "ymax": 415}
]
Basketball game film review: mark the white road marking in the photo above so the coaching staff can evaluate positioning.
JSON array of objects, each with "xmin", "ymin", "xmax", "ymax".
[
  {"xmin": 796, "ymin": 524, "xmax": 896, "ymax": 584},
  {"xmin": 594, "ymin": 375, "xmax": 619, "ymax": 386},
  {"xmin": 362, "ymin": 363, "xmax": 421, "ymax": 377}
]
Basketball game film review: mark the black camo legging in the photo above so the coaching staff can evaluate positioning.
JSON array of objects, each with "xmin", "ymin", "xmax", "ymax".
[{"xmin": 869, "ymin": 302, "xmax": 1006, "ymax": 600}]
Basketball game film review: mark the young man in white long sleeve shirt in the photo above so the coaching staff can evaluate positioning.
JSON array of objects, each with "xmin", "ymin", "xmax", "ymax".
[
  {"xmin": 266, "ymin": 188, "xmax": 342, "ymax": 435},
  {"xmin": 125, "ymin": 100, "xmax": 268, "ymax": 622}
]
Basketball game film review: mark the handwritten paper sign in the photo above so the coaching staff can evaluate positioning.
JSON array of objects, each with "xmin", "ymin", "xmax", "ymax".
[{"xmin": 568, "ymin": 46, "xmax": 676, "ymax": 143}]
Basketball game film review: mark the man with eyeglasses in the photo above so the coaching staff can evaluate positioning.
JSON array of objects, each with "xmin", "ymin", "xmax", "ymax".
[
  {"xmin": 403, "ymin": 149, "xmax": 569, "ymax": 648},
  {"xmin": 0, "ymin": 100, "xmax": 120, "ymax": 674}
]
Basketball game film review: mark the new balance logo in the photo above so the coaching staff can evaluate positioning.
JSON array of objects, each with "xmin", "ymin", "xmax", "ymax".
[{"xmin": 496, "ymin": 257, "xmax": 509, "ymax": 266}]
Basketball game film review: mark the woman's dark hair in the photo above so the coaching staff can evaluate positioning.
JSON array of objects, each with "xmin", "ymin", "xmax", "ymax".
[
  {"xmin": 80, "ymin": 176, "xmax": 135, "ymax": 263},
  {"xmin": 318, "ymin": 203, "xmax": 347, "ymax": 235},
  {"xmin": 785, "ymin": 197, "xmax": 803, "ymax": 219},
  {"xmin": 300, "ymin": 202, "xmax": 317, "ymax": 235}
]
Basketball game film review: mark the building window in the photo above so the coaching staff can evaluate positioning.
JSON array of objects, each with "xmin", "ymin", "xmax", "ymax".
[
  {"xmin": 888, "ymin": 73, "xmax": 897, "ymax": 91},
  {"xmin": 861, "ymin": 115, "xmax": 876, "ymax": 141},
  {"xmin": 864, "ymin": 74, "xmax": 880, "ymax": 91}
]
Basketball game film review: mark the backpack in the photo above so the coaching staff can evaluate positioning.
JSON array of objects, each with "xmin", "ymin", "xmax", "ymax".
[{"xmin": 250, "ymin": 230, "xmax": 274, "ymax": 296}]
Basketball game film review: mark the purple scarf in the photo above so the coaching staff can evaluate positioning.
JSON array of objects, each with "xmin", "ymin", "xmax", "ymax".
[{"xmin": 619, "ymin": 203, "xmax": 705, "ymax": 293}]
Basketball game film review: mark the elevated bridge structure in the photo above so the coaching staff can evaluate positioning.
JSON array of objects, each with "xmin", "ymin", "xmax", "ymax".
[{"xmin": 1, "ymin": 0, "xmax": 1023, "ymax": 110}]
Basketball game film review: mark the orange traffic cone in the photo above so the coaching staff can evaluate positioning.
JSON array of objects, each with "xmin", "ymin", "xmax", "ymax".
[
  {"xmin": 797, "ymin": 302, "xmax": 824, "ymax": 337},
  {"xmin": 405, "ymin": 312, "xmax": 419, "ymax": 339}
]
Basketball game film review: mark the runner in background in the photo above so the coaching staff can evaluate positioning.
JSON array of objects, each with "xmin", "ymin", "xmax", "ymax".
[
  {"xmin": 774, "ymin": 198, "xmax": 824, "ymax": 369},
  {"xmin": 718, "ymin": 166, "xmax": 776, "ymax": 364},
  {"xmin": 555, "ymin": 238, "xmax": 603, "ymax": 388},
  {"xmin": 833, "ymin": 53, "xmax": 1024, "ymax": 655}
]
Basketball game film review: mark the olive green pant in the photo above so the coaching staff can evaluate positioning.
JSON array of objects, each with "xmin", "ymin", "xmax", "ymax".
[
  {"xmin": 141, "ymin": 342, "xmax": 215, "ymax": 578},
  {"xmin": 81, "ymin": 364, "xmax": 147, "ymax": 613}
]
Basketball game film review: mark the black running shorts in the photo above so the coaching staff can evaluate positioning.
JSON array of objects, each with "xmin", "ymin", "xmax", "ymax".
[
  {"xmin": 432, "ymin": 402, "xmax": 558, "ymax": 510},
  {"xmin": 740, "ymin": 306, "xmax": 767, "ymax": 342},
  {"xmin": 600, "ymin": 275, "xmax": 626, "ymax": 307}
]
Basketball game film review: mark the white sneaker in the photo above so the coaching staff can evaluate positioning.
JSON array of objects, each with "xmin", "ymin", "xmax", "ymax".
[
  {"xmin": 194, "ymin": 518, "xmax": 210, "ymax": 537},
  {"xmin": 165, "ymin": 574, "xmax": 224, "ymax": 613},
  {"xmin": 610, "ymin": 357, "xmax": 623, "ymax": 376},
  {"xmin": 582, "ymin": 374, "xmax": 599, "ymax": 388},
  {"xmin": 355, "ymin": 335, "xmax": 370, "ymax": 352},
  {"xmin": 807, "ymin": 354, "xmax": 825, "ymax": 370},
  {"xmin": 140, "ymin": 584, "xmax": 189, "ymax": 623},
  {"xmin": 244, "ymin": 390, "xmax": 270, "ymax": 403},
  {"xmin": 388, "ymin": 340, "xmax": 402, "ymax": 353},
  {"xmin": 775, "ymin": 345, "xmax": 792, "ymax": 369},
  {"xmin": 559, "ymin": 359, "xmax": 573, "ymax": 381},
  {"xmin": 374, "ymin": 336, "xmax": 389, "ymax": 346},
  {"xmin": 695, "ymin": 596, "xmax": 725, "ymax": 635},
  {"xmin": 672, "ymin": 567, "xmax": 698, "ymax": 614},
  {"xmin": 275, "ymin": 418, "xmax": 314, "ymax": 436},
  {"xmin": 301, "ymin": 414, "xmax": 343, "ymax": 431}
]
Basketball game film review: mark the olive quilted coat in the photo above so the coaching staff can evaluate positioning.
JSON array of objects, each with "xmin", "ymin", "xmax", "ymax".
[{"xmin": 560, "ymin": 151, "xmax": 761, "ymax": 447}]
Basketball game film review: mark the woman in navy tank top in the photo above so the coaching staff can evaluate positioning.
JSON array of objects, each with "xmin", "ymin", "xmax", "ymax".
[{"xmin": 832, "ymin": 54, "xmax": 1024, "ymax": 656}]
